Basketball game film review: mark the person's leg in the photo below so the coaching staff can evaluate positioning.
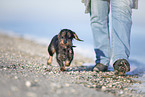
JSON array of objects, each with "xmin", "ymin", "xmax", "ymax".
[
  {"xmin": 110, "ymin": 0, "xmax": 132, "ymax": 74},
  {"xmin": 90, "ymin": 0, "xmax": 110, "ymax": 68}
]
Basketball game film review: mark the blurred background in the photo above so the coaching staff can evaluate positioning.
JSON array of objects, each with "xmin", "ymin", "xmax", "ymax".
[{"xmin": 0, "ymin": 0, "xmax": 145, "ymax": 63}]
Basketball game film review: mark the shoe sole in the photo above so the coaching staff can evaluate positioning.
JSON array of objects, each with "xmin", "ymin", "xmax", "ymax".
[{"xmin": 113, "ymin": 59, "xmax": 130, "ymax": 75}]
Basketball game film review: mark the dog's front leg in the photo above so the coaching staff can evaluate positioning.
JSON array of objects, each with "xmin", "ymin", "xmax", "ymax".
[
  {"xmin": 47, "ymin": 56, "xmax": 53, "ymax": 65},
  {"xmin": 58, "ymin": 60, "xmax": 66, "ymax": 71},
  {"xmin": 65, "ymin": 59, "xmax": 72, "ymax": 67},
  {"xmin": 56, "ymin": 56, "xmax": 66, "ymax": 71},
  {"xmin": 65, "ymin": 48, "xmax": 73, "ymax": 66}
]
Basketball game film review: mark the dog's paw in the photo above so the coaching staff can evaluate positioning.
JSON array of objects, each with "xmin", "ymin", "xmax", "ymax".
[
  {"xmin": 65, "ymin": 61, "xmax": 70, "ymax": 67},
  {"xmin": 60, "ymin": 66, "xmax": 66, "ymax": 71},
  {"xmin": 47, "ymin": 56, "xmax": 52, "ymax": 65}
]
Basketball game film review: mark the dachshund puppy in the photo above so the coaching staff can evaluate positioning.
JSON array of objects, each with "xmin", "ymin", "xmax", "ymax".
[{"xmin": 47, "ymin": 29, "xmax": 83, "ymax": 71}]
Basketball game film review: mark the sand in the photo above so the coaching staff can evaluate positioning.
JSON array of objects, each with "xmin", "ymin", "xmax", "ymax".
[{"xmin": 0, "ymin": 33, "xmax": 144, "ymax": 97}]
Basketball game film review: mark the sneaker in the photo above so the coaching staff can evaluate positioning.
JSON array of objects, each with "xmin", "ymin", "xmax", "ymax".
[
  {"xmin": 113, "ymin": 59, "xmax": 130, "ymax": 75},
  {"xmin": 93, "ymin": 63, "xmax": 108, "ymax": 72}
]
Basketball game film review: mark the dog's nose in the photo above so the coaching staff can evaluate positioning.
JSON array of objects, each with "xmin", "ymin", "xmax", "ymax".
[{"xmin": 63, "ymin": 40, "xmax": 67, "ymax": 44}]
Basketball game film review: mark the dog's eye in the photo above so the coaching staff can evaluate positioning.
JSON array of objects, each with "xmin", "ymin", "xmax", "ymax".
[
  {"xmin": 68, "ymin": 37, "xmax": 72, "ymax": 39},
  {"xmin": 61, "ymin": 36, "xmax": 64, "ymax": 39}
]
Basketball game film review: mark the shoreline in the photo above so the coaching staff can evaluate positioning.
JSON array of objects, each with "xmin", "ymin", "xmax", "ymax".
[{"xmin": 0, "ymin": 33, "xmax": 145, "ymax": 97}]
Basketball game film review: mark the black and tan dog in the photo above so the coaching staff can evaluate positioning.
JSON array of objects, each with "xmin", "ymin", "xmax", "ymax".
[{"xmin": 47, "ymin": 29, "xmax": 83, "ymax": 71}]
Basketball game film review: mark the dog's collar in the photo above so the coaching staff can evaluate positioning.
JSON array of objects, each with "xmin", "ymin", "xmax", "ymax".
[{"xmin": 60, "ymin": 45, "xmax": 76, "ymax": 49}]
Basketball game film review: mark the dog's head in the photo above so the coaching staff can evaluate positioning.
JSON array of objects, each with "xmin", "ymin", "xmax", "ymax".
[{"xmin": 58, "ymin": 29, "xmax": 83, "ymax": 47}]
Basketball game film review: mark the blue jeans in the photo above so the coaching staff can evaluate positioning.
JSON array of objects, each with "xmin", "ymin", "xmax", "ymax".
[{"xmin": 90, "ymin": 0, "xmax": 132, "ymax": 67}]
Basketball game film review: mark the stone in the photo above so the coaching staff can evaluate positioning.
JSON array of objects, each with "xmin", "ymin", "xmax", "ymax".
[
  {"xmin": 101, "ymin": 86, "xmax": 107, "ymax": 91},
  {"xmin": 25, "ymin": 81, "xmax": 31, "ymax": 87}
]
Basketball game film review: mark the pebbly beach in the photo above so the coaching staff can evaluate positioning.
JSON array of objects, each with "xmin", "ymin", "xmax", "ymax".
[{"xmin": 0, "ymin": 33, "xmax": 145, "ymax": 97}]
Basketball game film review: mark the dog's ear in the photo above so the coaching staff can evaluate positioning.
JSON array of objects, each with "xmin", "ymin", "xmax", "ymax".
[
  {"xmin": 72, "ymin": 32, "xmax": 83, "ymax": 41},
  {"xmin": 58, "ymin": 31, "xmax": 62, "ymax": 40}
]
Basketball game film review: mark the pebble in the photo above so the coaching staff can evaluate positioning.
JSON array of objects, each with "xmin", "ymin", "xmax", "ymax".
[
  {"xmin": 3, "ymin": 67, "xmax": 7, "ymax": 70},
  {"xmin": 124, "ymin": 88, "xmax": 128, "ymax": 90},
  {"xmin": 64, "ymin": 83, "xmax": 70, "ymax": 87},
  {"xmin": 14, "ymin": 76, "xmax": 18, "ymax": 79},
  {"xmin": 119, "ymin": 90, "xmax": 124, "ymax": 94},
  {"xmin": 50, "ymin": 83, "xmax": 62, "ymax": 89},
  {"xmin": 101, "ymin": 86, "xmax": 107, "ymax": 91},
  {"xmin": 92, "ymin": 85, "xmax": 97, "ymax": 88},
  {"xmin": 25, "ymin": 81, "xmax": 31, "ymax": 87}
]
